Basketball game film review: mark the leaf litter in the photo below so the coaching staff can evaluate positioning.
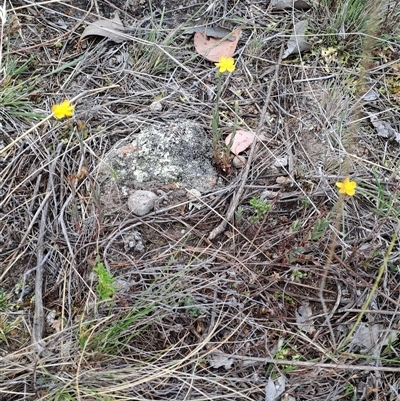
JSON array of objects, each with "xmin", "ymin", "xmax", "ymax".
[
  {"xmin": 207, "ymin": 350, "xmax": 234, "ymax": 369},
  {"xmin": 265, "ymin": 375, "xmax": 286, "ymax": 401},
  {"xmin": 194, "ymin": 26, "xmax": 241, "ymax": 62},
  {"xmin": 81, "ymin": 13, "xmax": 127, "ymax": 43},
  {"xmin": 185, "ymin": 24, "xmax": 236, "ymax": 41},
  {"xmin": 271, "ymin": 0, "xmax": 311, "ymax": 10},
  {"xmin": 367, "ymin": 111, "xmax": 400, "ymax": 142},
  {"xmin": 225, "ymin": 130, "xmax": 255, "ymax": 156},
  {"xmin": 282, "ymin": 20, "xmax": 311, "ymax": 59},
  {"xmin": 295, "ymin": 302, "xmax": 315, "ymax": 334}
]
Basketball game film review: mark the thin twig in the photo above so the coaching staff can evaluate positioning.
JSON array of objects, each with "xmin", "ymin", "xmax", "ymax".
[
  {"xmin": 32, "ymin": 154, "xmax": 59, "ymax": 353},
  {"xmin": 225, "ymin": 352, "xmax": 400, "ymax": 373}
]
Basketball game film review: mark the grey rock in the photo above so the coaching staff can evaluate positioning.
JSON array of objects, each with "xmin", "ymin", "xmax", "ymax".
[
  {"xmin": 127, "ymin": 190, "xmax": 158, "ymax": 216},
  {"xmin": 98, "ymin": 120, "xmax": 219, "ymax": 194}
]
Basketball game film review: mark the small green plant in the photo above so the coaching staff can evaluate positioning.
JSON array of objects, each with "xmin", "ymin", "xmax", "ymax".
[
  {"xmin": 286, "ymin": 247, "xmax": 305, "ymax": 264},
  {"xmin": 361, "ymin": 176, "xmax": 400, "ymax": 219},
  {"xmin": 290, "ymin": 219, "xmax": 302, "ymax": 232},
  {"xmin": 274, "ymin": 343, "xmax": 301, "ymax": 372},
  {"xmin": 307, "ymin": 216, "xmax": 331, "ymax": 240},
  {"xmin": 344, "ymin": 381, "xmax": 356, "ymax": 398},
  {"xmin": 93, "ymin": 255, "xmax": 116, "ymax": 301},
  {"xmin": 0, "ymin": 315, "xmax": 20, "ymax": 345},
  {"xmin": 275, "ymin": 346, "xmax": 290, "ymax": 360},
  {"xmin": 0, "ymin": 58, "xmax": 44, "ymax": 120},
  {"xmin": 0, "ymin": 289, "xmax": 7, "ymax": 311},
  {"xmin": 250, "ymin": 197, "xmax": 271, "ymax": 222},
  {"xmin": 273, "ymin": 292, "xmax": 294, "ymax": 305},
  {"xmin": 388, "ymin": 262, "xmax": 400, "ymax": 272},
  {"xmin": 79, "ymin": 306, "xmax": 153, "ymax": 354},
  {"xmin": 319, "ymin": 0, "xmax": 375, "ymax": 40},
  {"xmin": 235, "ymin": 206, "xmax": 244, "ymax": 222},
  {"xmin": 291, "ymin": 269, "xmax": 307, "ymax": 280},
  {"xmin": 183, "ymin": 297, "xmax": 204, "ymax": 318}
]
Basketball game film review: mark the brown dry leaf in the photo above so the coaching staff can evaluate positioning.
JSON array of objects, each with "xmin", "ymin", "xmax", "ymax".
[
  {"xmin": 81, "ymin": 14, "xmax": 127, "ymax": 43},
  {"xmin": 194, "ymin": 27, "xmax": 241, "ymax": 62},
  {"xmin": 225, "ymin": 130, "xmax": 255, "ymax": 156}
]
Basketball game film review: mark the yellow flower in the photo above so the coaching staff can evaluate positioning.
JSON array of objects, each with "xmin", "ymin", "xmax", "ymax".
[
  {"xmin": 336, "ymin": 177, "xmax": 357, "ymax": 196},
  {"xmin": 52, "ymin": 99, "xmax": 75, "ymax": 119},
  {"xmin": 215, "ymin": 56, "xmax": 235, "ymax": 73}
]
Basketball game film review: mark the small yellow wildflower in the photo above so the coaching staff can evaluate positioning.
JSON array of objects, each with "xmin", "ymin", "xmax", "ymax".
[
  {"xmin": 52, "ymin": 99, "xmax": 75, "ymax": 119},
  {"xmin": 215, "ymin": 56, "xmax": 235, "ymax": 73},
  {"xmin": 336, "ymin": 177, "xmax": 357, "ymax": 196}
]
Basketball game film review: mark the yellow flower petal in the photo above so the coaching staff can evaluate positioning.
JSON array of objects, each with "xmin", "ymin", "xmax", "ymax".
[
  {"xmin": 336, "ymin": 177, "xmax": 357, "ymax": 196},
  {"xmin": 52, "ymin": 99, "xmax": 75, "ymax": 119},
  {"xmin": 215, "ymin": 56, "xmax": 235, "ymax": 73}
]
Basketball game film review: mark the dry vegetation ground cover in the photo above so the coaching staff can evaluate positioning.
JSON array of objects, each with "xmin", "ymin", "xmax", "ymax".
[{"xmin": 1, "ymin": 0, "xmax": 400, "ymax": 400}]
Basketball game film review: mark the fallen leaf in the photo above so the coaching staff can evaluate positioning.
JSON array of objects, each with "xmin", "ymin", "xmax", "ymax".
[
  {"xmin": 225, "ymin": 129, "xmax": 255, "ymax": 156},
  {"xmin": 362, "ymin": 88, "xmax": 380, "ymax": 101},
  {"xmin": 349, "ymin": 323, "xmax": 398, "ymax": 358},
  {"xmin": 367, "ymin": 112, "xmax": 400, "ymax": 142},
  {"xmin": 81, "ymin": 14, "xmax": 127, "ymax": 43},
  {"xmin": 185, "ymin": 25, "xmax": 236, "ymax": 41},
  {"xmin": 194, "ymin": 27, "xmax": 241, "ymax": 62},
  {"xmin": 282, "ymin": 20, "xmax": 311, "ymax": 59},
  {"xmin": 295, "ymin": 302, "xmax": 315, "ymax": 334},
  {"xmin": 208, "ymin": 350, "xmax": 234, "ymax": 369},
  {"xmin": 265, "ymin": 375, "xmax": 286, "ymax": 401},
  {"xmin": 271, "ymin": 0, "xmax": 311, "ymax": 10}
]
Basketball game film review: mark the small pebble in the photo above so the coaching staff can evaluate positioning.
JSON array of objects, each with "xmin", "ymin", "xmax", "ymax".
[
  {"xmin": 127, "ymin": 190, "xmax": 158, "ymax": 216},
  {"xmin": 233, "ymin": 155, "xmax": 246, "ymax": 168},
  {"xmin": 273, "ymin": 156, "xmax": 288, "ymax": 168}
]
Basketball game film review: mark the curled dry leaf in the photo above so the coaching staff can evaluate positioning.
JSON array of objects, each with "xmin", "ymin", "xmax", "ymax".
[
  {"xmin": 185, "ymin": 25, "xmax": 236, "ymax": 41},
  {"xmin": 81, "ymin": 13, "xmax": 127, "ymax": 43},
  {"xmin": 194, "ymin": 27, "xmax": 241, "ymax": 62},
  {"xmin": 295, "ymin": 303, "xmax": 315, "ymax": 334},
  {"xmin": 271, "ymin": 0, "xmax": 311, "ymax": 10},
  {"xmin": 362, "ymin": 87, "xmax": 380, "ymax": 101},
  {"xmin": 282, "ymin": 20, "xmax": 310, "ymax": 59},
  {"xmin": 225, "ymin": 130, "xmax": 255, "ymax": 156},
  {"xmin": 368, "ymin": 112, "xmax": 400, "ymax": 142}
]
